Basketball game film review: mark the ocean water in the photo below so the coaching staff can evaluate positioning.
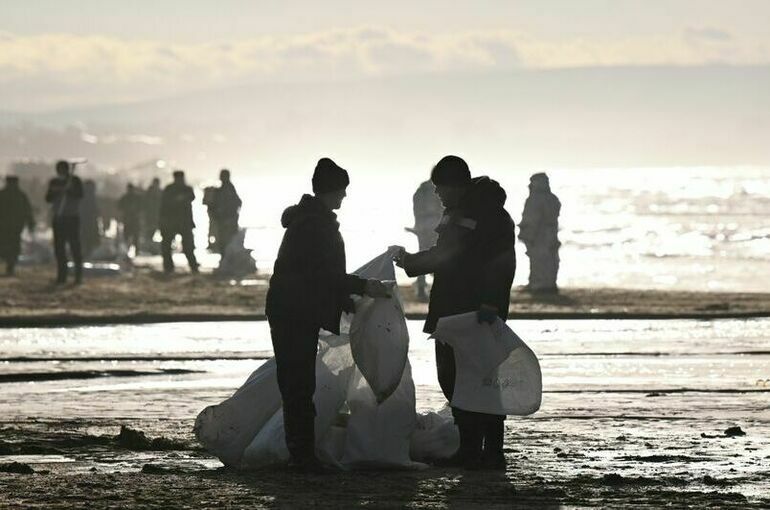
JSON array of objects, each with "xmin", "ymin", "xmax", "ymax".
[{"xmin": 193, "ymin": 166, "xmax": 770, "ymax": 292}]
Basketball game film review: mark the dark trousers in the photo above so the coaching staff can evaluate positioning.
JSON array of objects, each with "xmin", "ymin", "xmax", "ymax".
[
  {"xmin": 436, "ymin": 341, "xmax": 506, "ymax": 459},
  {"xmin": 53, "ymin": 217, "xmax": 82, "ymax": 282},
  {"xmin": 269, "ymin": 317, "xmax": 320, "ymax": 461},
  {"xmin": 0, "ymin": 229, "xmax": 22, "ymax": 275},
  {"xmin": 160, "ymin": 228, "xmax": 198, "ymax": 272}
]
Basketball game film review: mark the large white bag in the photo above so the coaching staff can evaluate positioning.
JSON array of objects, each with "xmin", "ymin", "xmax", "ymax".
[
  {"xmin": 241, "ymin": 336, "xmax": 355, "ymax": 469},
  {"xmin": 193, "ymin": 358, "xmax": 283, "ymax": 467},
  {"xmin": 432, "ymin": 312, "xmax": 542, "ymax": 416},
  {"xmin": 409, "ymin": 407, "xmax": 459, "ymax": 462},
  {"xmin": 349, "ymin": 250, "xmax": 409, "ymax": 403},
  {"xmin": 341, "ymin": 362, "xmax": 420, "ymax": 468}
]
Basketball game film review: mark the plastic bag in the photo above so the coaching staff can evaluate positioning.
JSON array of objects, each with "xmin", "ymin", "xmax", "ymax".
[
  {"xmin": 349, "ymin": 250, "xmax": 409, "ymax": 403},
  {"xmin": 432, "ymin": 312, "xmax": 542, "ymax": 416},
  {"xmin": 193, "ymin": 357, "xmax": 282, "ymax": 467},
  {"xmin": 409, "ymin": 407, "xmax": 459, "ymax": 462},
  {"xmin": 341, "ymin": 362, "xmax": 420, "ymax": 468}
]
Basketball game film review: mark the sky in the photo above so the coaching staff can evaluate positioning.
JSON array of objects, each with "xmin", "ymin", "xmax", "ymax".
[
  {"xmin": 1, "ymin": 1, "xmax": 769, "ymax": 170},
  {"xmin": 2, "ymin": 0, "xmax": 770, "ymax": 111}
]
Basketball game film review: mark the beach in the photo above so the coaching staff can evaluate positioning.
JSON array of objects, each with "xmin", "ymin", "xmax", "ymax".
[
  {"xmin": 1, "ymin": 312, "xmax": 769, "ymax": 508},
  {"xmin": 2, "ymin": 268, "xmax": 770, "ymax": 327}
]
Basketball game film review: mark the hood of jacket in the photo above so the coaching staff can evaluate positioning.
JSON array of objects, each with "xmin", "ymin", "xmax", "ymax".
[
  {"xmin": 463, "ymin": 176, "xmax": 507, "ymax": 213},
  {"xmin": 281, "ymin": 194, "xmax": 337, "ymax": 229}
]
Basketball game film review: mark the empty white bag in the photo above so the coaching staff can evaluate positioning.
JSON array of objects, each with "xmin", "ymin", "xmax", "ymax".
[
  {"xmin": 349, "ymin": 250, "xmax": 410, "ymax": 403},
  {"xmin": 432, "ymin": 312, "xmax": 542, "ymax": 416}
]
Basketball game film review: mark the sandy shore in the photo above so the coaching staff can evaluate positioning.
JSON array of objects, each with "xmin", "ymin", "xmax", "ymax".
[{"xmin": 2, "ymin": 267, "xmax": 769, "ymax": 326}]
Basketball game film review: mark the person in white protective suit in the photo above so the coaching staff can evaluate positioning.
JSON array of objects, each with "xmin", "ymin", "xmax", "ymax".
[{"xmin": 518, "ymin": 173, "xmax": 561, "ymax": 293}]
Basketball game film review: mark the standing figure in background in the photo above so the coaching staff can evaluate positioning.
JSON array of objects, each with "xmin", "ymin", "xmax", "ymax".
[
  {"xmin": 212, "ymin": 169, "xmax": 242, "ymax": 254},
  {"xmin": 407, "ymin": 180, "xmax": 444, "ymax": 301},
  {"xmin": 393, "ymin": 155, "xmax": 516, "ymax": 471},
  {"xmin": 518, "ymin": 173, "xmax": 561, "ymax": 293},
  {"xmin": 0, "ymin": 176, "xmax": 35, "ymax": 276},
  {"xmin": 159, "ymin": 170, "xmax": 199, "ymax": 274},
  {"xmin": 118, "ymin": 183, "xmax": 143, "ymax": 253},
  {"xmin": 45, "ymin": 160, "xmax": 84, "ymax": 284},
  {"xmin": 142, "ymin": 178, "xmax": 162, "ymax": 251},
  {"xmin": 202, "ymin": 186, "xmax": 219, "ymax": 250},
  {"xmin": 79, "ymin": 180, "xmax": 101, "ymax": 258}
]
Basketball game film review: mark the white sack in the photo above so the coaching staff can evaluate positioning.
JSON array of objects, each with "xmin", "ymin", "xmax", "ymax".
[
  {"xmin": 193, "ymin": 358, "xmax": 282, "ymax": 467},
  {"xmin": 409, "ymin": 407, "xmax": 459, "ymax": 462},
  {"xmin": 432, "ymin": 312, "xmax": 542, "ymax": 416},
  {"xmin": 241, "ymin": 336, "xmax": 355, "ymax": 469},
  {"xmin": 341, "ymin": 362, "xmax": 420, "ymax": 468},
  {"xmin": 349, "ymin": 250, "xmax": 409, "ymax": 403}
]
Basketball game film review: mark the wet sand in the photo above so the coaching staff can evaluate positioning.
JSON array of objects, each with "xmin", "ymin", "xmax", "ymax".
[
  {"xmin": 2, "ymin": 267, "xmax": 769, "ymax": 326},
  {"xmin": 1, "ymin": 319, "xmax": 769, "ymax": 508}
]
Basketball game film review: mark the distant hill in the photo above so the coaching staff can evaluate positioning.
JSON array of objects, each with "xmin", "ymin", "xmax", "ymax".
[{"xmin": 2, "ymin": 65, "xmax": 769, "ymax": 175}]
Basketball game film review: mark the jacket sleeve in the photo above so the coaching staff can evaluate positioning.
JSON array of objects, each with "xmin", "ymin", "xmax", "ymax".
[{"xmin": 402, "ymin": 218, "xmax": 470, "ymax": 277}]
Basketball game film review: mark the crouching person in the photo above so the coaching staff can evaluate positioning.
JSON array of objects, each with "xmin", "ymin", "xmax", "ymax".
[
  {"xmin": 265, "ymin": 158, "xmax": 390, "ymax": 472},
  {"xmin": 393, "ymin": 155, "xmax": 516, "ymax": 470}
]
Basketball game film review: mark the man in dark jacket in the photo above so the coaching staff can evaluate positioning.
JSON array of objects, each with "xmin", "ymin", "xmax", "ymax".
[
  {"xmin": 265, "ymin": 157, "xmax": 390, "ymax": 472},
  {"xmin": 212, "ymin": 168, "xmax": 242, "ymax": 254},
  {"xmin": 46, "ymin": 160, "xmax": 84, "ymax": 284},
  {"xmin": 159, "ymin": 170, "xmax": 199, "ymax": 274},
  {"xmin": 393, "ymin": 155, "xmax": 516, "ymax": 470},
  {"xmin": 118, "ymin": 183, "xmax": 143, "ymax": 253},
  {"xmin": 0, "ymin": 176, "xmax": 35, "ymax": 276},
  {"xmin": 142, "ymin": 178, "xmax": 162, "ymax": 250}
]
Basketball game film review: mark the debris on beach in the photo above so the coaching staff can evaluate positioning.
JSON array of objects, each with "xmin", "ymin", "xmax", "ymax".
[
  {"xmin": 701, "ymin": 426, "xmax": 746, "ymax": 439},
  {"xmin": 0, "ymin": 462, "xmax": 35, "ymax": 474},
  {"xmin": 115, "ymin": 426, "xmax": 187, "ymax": 451}
]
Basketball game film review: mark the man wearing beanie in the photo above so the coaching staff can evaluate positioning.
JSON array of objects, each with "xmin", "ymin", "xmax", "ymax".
[
  {"xmin": 265, "ymin": 157, "xmax": 390, "ymax": 472},
  {"xmin": 393, "ymin": 155, "xmax": 516, "ymax": 471}
]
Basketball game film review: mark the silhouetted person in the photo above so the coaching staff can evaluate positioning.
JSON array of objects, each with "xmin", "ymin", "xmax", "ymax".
[
  {"xmin": 79, "ymin": 180, "xmax": 101, "ymax": 257},
  {"xmin": 46, "ymin": 160, "xmax": 84, "ymax": 284},
  {"xmin": 212, "ymin": 168, "xmax": 242, "ymax": 254},
  {"xmin": 406, "ymin": 180, "xmax": 444, "ymax": 301},
  {"xmin": 118, "ymin": 183, "xmax": 142, "ymax": 253},
  {"xmin": 202, "ymin": 186, "xmax": 219, "ymax": 250},
  {"xmin": 159, "ymin": 170, "xmax": 199, "ymax": 274},
  {"xmin": 0, "ymin": 176, "xmax": 35, "ymax": 276},
  {"xmin": 393, "ymin": 155, "xmax": 516, "ymax": 471},
  {"xmin": 519, "ymin": 173, "xmax": 561, "ymax": 293},
  {"xmin": 265, "ymin": 157, "xmax": 390, "ymax": 472},
  {"xmin": 142, "ymin": 178, "xmax": 162, "ymax": 250}
]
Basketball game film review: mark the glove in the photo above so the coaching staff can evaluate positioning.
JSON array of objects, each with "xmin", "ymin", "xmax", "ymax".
[
  {"xmin": 476, "ymin": 304, "xmax": 498, "ymax": 324},
  {"xmin": 364, "ymin": 279, "xmax": 391, "ymax": 299},
  {"xmin": 389, "ymin": 245, "xmax": 407, "ymax": 267}
]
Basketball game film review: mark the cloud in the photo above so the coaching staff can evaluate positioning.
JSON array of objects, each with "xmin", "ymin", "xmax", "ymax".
[
  {"xmin": 684, "ymin": 27, "xmax": 733, "ymax": 43},
  {"xmin": 0, "ymin": 26, "xmax": 768, "ymax": 110}
]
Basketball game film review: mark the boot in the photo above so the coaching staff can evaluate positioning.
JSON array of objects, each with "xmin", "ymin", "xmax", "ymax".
[
  {"xmin": 479, "ymin": 415, "xmax": 506, "ymax": 471},
  {"xmin": 435, "ymin": 413, "xmax": 482, "ymax": 469}
]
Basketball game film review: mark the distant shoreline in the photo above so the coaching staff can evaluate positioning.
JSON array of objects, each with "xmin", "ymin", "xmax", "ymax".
[{"xmin": 2, "ymin": 310, "xmax": 769, "ymax": 328}]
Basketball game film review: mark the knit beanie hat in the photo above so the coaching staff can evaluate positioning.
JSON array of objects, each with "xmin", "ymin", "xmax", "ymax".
[
  {"xmin": 430, "ymin": 155, "xmax": 471, "ymax": 186},
  {"xmin": 312, "ymin": 158, "xmax": 350, "ymax": 193}
]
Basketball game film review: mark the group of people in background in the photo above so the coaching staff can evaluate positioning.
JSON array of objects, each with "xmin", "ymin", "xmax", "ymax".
[
  {"xmin": 0, "ymin": 159, "xmax": 559, "ymax": 291},
  {"xmin": 0, "ymin": 161, "xmax": 242, "ymax": 282}
]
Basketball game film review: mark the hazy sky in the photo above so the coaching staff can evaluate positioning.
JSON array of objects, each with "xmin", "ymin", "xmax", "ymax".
[{"xmin": 2, "ymin": 1, "xmax": 770, "ymax": 110}]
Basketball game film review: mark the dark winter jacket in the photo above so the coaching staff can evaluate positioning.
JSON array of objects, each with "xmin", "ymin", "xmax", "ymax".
[
  {"xmin": 403, "ymin": 176, "xmax": 516, "ymax": 333},
  {"xmin": 266, "ymin": 194, "xmax": 366, "ymax": 334},
  {"xmin": 45, "ymin": 176, "xmax": 84, "ymax": 218},
  {"xmin": 159, "ymin": 183, "xmax": 195, "ymax": 232},
  {"xmin": 0, "ymin": 185, "xmax": 35, "ymax": 235}
]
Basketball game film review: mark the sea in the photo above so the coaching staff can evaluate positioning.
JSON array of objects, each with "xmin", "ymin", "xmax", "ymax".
[{"xmin": 188, "ymin": 166, "xmax": 770, "ymax": 292}]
